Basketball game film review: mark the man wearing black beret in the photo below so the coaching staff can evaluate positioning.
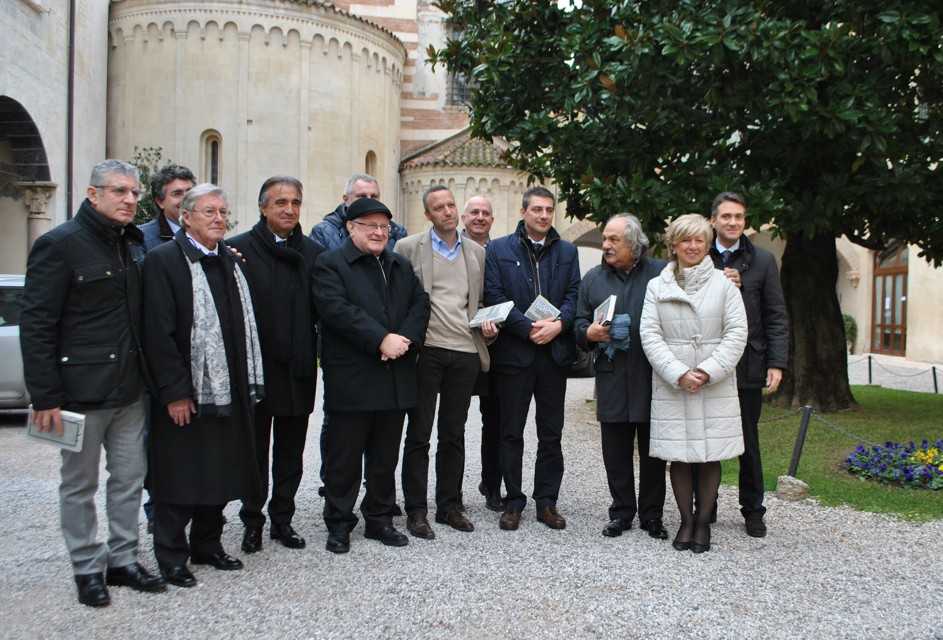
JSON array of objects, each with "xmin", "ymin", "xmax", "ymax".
[{"xmin": 313, "ymin": 198, "xmax": 430, "ymax": 553}]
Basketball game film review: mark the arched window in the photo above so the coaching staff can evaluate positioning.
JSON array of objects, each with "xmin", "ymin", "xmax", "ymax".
[
  {"xmin": 365, "ymin": 150, "xmax": 377, "ymax": 176},
  {"xmin": 200, "ymin": 130, "xmax": 222, "ymax": 184}
]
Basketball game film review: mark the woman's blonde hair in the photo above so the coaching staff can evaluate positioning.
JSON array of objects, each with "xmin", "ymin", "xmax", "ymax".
[{"xmin": 664, "ymin": 213, "xmax": 712, "ymax": 259}]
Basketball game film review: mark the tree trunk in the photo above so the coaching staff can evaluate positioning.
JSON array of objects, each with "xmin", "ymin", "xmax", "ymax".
[{"xmin": 775, "ymin": 231, "xmax": 856, "ymax": 412}]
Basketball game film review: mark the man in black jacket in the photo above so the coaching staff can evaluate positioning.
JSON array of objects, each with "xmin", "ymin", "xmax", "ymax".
[
  {"xmin": 139, "ymin": 164, "xmax": 195, "ymax": 251},
  {"xmin": 574, "ymin": 214, "xmax": 668, "ymax": 540},
  {"xmin": 483, "ymin": 186, "xmax": 581, "ymax": 531},
  {"xmin": 709, "ymin": 192, "xmax": 789, "ymax": 537},
  {"xmin": 313, "ymin": 197, "xmax": 430, "ymax": 554},
  {"xmin": 21, "ymin": 159, "xmax": 166, "ymax": 607},
  {"xmin": 229, "ymin": 177, "xmax": 324, "ymax": 554}
]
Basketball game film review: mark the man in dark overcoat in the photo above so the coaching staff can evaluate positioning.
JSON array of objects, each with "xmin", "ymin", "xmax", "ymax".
[
  {"xmin": 142, "ymin": 183, "xmax": 263, "ymax": 587},
  {"xmin": 574, "ymin": 214, "xmax": 668, "ymax": 540},
  {"xmin": 228, "ymin": 176, "xmax": 323, "ymax": 554},
  {"xmin": 313, "ymin": 197, "xmax": 430, "ymax": 554},
  {"xmin": 483, "ymin": 186, "xmax": 581, "ymax": 531},
  {"xmin": 708, "ymin": 191, "xmax": 789, "ymax": 538}
]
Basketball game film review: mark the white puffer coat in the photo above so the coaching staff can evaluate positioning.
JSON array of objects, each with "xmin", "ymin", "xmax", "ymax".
[{"xmin": 640, "ymin": 256, "xmax": 748, "ymax": 462}]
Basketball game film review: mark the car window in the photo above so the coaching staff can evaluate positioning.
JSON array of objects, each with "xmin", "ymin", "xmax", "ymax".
[{"xmin": 0, "ymin": 286, "xmax": 23, "ymax": 327}]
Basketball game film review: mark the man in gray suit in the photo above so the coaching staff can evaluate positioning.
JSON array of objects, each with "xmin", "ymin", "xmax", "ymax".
[{"xmin": 395, "ymin": 185, "xmax": 498, "ymax": 539}]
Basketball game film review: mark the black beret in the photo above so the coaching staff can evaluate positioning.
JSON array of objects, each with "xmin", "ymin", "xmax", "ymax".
[{"xmin": 346, "ymin": 197, "xmax": 392, "ymax": 221}]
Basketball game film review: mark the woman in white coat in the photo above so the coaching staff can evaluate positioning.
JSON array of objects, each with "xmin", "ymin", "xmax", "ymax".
[{"xmin": 640, "ymin": 214, "xmax": 747, "ymax": 553}]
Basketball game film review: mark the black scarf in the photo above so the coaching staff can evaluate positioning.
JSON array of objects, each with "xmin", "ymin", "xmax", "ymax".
[{"xmin": 249, "ymin": 218, "xmax": 314, "ymax": 380}]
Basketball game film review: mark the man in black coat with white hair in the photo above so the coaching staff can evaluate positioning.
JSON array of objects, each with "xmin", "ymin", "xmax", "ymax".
[
  {"xmin": 228, "ymin": 176, "xmax": 324, "ymax": 555},
  {"xmin": 313, "ymin": 197, "xmax": 430, "ymax": 554}
]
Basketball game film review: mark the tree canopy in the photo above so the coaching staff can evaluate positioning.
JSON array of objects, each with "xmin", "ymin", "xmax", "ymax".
[{"xmin": 430, "ymin": 0, "xmax": 943, "ymax": 410}]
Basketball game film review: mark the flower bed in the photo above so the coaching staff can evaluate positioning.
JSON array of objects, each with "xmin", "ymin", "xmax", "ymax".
[{"xmin": 845, "ymin": 440, "xmax": 943, "ymax": 490}]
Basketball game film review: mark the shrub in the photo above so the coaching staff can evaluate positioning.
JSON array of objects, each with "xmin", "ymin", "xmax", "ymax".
[{"xmin": 843, "ymin": 313, "xmax": 858, "ymax": 354}]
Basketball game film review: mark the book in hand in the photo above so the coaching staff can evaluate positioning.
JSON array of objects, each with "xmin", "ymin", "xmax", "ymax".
[
  {"xmin": 594, "ymin": 294, "xmax": 618, "ymax": 326},
  {"xmin": 26, "ymin": 406, "xmax": 86, "ymax": 452},
  {"xmin": 524, "ymin": 294, "xmax": 561, "ymax": 322},
  {"xmin": 469, "ymin": 301, "xmax": 515, "ymax": 328}
]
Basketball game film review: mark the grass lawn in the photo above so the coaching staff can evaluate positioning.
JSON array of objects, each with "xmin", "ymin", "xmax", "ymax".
[{"xmin": 721, "ymin": 385, "xmax": 943, "ymax": 521}]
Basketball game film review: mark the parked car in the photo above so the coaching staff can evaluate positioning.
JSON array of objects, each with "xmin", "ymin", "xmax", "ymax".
[{"xmin": 0, "ymin": 275, "xmax": 29, "ymax": 410}]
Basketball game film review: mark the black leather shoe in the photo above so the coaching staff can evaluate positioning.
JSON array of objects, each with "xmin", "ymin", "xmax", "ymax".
[
  {"xmin": 242, "ymin": 526, "xmax": 263, "ymax": 554},
  {"xmin": 601, "ymin": 518, "xmax": 632, "ymax": 537},
  {"xmin": 406, "ymin": 512, "xmax": 436, "ymax": 540},
  {"xmin": 325, "ymin": 530, "xmax": 351, "ymax": 554},
  {"xmin": 191, "ymin": 551, "xmax": 243, "ymax": 571},
  {"xmin": 479, "ymin": 482, "xmax": 505, "ymax": 512},
  {"xmin": 499, "ymin": 509, "xmax": 521, "ymax": 531},
  {"xmin": 364, "ymin": 525, "xmax": 409, "ymax": 547},
  {"xmin": 691, "ymin": 524, "xmax": 711, "ymax": 554},
  {"xmin": 435, "ymin": 509, "xmax": 474, "ymax": 532},
  {"xmin": 744, "ymin": 513, "xmax": 767, "ymax": 538},
  {"xmin": 536, "ymin": 506, "xmax": 567, "ymax": 530},
  {"xmin": 106, "ymin": 562, "xmax": 166, "ymax": 593},
  {"xmin": 640, "ymin": 518, "xmax": 669, "ymax": 540},
  {"xmin": 159, "ymin": 564, "xmax": 197, "ymax": 588},
  {"xmin": 75, "ymin": 573, "xmax": 110, "ymax": 607},
  {"xmin": 271, "ymin": 523, "xmax": 306, "ymax": 549}
]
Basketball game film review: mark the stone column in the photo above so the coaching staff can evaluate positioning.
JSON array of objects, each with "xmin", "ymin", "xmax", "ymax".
[{"xmin": 17, "ymin": 181, "xmax": 58, "ymax": 249}]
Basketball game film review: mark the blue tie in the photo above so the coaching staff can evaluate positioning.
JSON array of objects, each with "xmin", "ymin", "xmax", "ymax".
[{"xmin": 722, "ymin": 250, "xmax": 732, "ymax": 266}]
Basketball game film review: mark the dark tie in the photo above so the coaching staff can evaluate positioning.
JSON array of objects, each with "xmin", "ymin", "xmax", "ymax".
[
  {"xmin": 722, "ymin": 250, "xmax": 732, "ymax": 266},
  {"xmin": 276, "ymin": 239, "xmax": 287, "ymax": 247}
]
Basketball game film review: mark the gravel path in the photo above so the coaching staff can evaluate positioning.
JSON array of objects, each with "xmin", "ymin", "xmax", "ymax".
[
  {"xmin": 847, "ymin": 353, "xmax": 942, "ymax": 394},
  {"xmin": 1, "ymin": 376, "xmax": 940, "ymax": 639}
]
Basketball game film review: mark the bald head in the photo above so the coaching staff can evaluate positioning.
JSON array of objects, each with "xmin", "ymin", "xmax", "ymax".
[{"xmin": 462, "ymin": 195, "xmax": 494, "ymax": 246}]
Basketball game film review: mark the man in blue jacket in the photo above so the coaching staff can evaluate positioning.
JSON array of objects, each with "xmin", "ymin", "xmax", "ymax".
[
  {"xmin": 484, "ymin": 186, "xmax": 581, "ymax": 531},
  {"xmin": 308, "ymin": 173, "xmax": 406, "ymax": 251}
]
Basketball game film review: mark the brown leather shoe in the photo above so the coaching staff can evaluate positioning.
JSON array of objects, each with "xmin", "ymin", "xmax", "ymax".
[
  {"xmin": 435, "ymin": 509, "xmax": 474, "ymax": 532},
  {"xmin": 406, "ymin": 511, "xmax": 436, "ymax": 540},
  {"xmin": 536, "ymin": 506, "xmax": 567, "ymax": 530},
  {"xmin": 498, "ymin": 509, "xmax": 521, "ymax": 531}
]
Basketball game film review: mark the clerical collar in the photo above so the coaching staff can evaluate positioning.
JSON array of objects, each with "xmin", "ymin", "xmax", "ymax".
[
  {"xmin": 186, "ymin": 233, "xmax": 218, "ymax": 256},
  {"xmin": 715, "ymin": 237, "xmax": 740, "ymax": 254}
]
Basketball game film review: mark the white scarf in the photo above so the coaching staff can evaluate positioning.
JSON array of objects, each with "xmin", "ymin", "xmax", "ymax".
[{"xmin": 187, "ymin": 257, "xmax": 264, "ymax": 414}]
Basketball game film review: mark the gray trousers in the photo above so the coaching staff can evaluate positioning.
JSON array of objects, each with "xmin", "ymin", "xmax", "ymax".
[{"xmin": 59, "ymin": 397, "xmax": 146, "ymax": 575}]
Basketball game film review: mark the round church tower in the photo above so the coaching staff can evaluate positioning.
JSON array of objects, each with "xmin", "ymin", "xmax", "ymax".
[{"xmin": 107, "ymin": 0, "xmax": 406, "ymax": 231}]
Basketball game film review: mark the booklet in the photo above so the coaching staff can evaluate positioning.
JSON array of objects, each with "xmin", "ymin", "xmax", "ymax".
[
  {"xmin": 26, "ymin": 406, "xmax": 86, "ymax": 452},
  {"xmin": 524, "ymin": 294, "xmax": 561, "ymax": 322},
  {"xmin": 469, "ymin": 301, "xmax": 515, "ymax": 328},
  {"xmin": 594, "ymin": 294, "xmax": 618, "ymax": 326}
]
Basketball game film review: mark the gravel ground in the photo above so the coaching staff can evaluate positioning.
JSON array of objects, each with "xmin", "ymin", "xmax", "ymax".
[
  {"xmin": 847, "ymin": 353, "xmax": 942, "ymax": 394},
  {"xmin": 1, "ymin": 376, "xmax": 940, "ymax": 639}
]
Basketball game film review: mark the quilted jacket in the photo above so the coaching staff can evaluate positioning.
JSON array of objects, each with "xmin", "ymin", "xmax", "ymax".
[{"xmin": 639, "ymin": 256, "xmax": 747, "ymax": 462}]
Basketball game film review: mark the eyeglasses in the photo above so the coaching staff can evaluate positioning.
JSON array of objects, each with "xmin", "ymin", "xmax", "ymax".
[
  {"xmin": 95, "ymin": 185, "xmax": 144, "ymax": 200},
  {"xmin": 351, "ymin": 221, "xmax": 391, "ymax": 234},
  {"xmin": 189, "ymin": 207, "xmax": 230, "ymax": 220}
]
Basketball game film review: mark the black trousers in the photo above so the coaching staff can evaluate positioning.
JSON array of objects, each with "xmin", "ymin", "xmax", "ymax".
[
  {"xmin": 478, "ymin": 372, "xmax": 502, "ymax": 496},
  {"xmin": 323, "ymin": 410, "xmax": 405, "ymax": 533},
  {"xmin": 153, "ymin": 502, "xmax": 225, "ymax": 568},
  {"xmin": 600, "ymin": 421, "xmax": 666, "ymax": 522},
  {"xmin": 402, "ymin": 347, "xmax": 480, "ymax": 514},
  {"xmin": 736, "ymin": 388, "xmax": 766, "ymax": 516},
  {"xmin": 495, "ymin": 348, "xmax": 567, "ymax": 512},
  {"xmin": 240, "ymin": 407, "xmax": 309, "ymax": 529}
]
